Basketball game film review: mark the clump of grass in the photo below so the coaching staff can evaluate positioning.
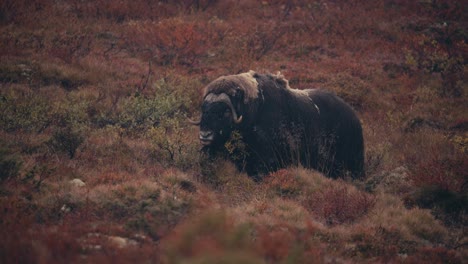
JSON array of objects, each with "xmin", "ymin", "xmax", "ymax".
[
  {"xmin": 35, "ymin": 62, "xmax": 94, "ymax": 90},
  {"xmin": 402, "ymin": 208, "xmax": 449, "ymax": 243},
  {"xmin": 306, "ymin": 180, "xmax": 375, "ymax": 225},
  {"xmin": 82, "ymin": 172, "xmax": 195, "ymax": 241},
  {"xmin": 265, "ymin": 169, "xmax": 305, "ymax": 198},
  {"xmin": 163, "ymin": 211, "xmax": 262, "ymax": 263},
  {"xmin": 366, "ymin": 193, "xmax": 449, "ymax": 245},
  {"xmin": 346, "ymin": 226, "xmax": 415, "ymax": 262}
]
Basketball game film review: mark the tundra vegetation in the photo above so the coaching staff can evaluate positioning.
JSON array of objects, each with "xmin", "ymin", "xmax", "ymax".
[{"xmin": 0, "ymin": 0, "xmax": 466, "ymax": 263}]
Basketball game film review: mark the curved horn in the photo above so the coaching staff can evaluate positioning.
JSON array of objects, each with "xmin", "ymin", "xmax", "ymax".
[
  {"xmin": 234, "ymin": 115, "xmax": 243, "ymax": 124},
  {"xmin": 224, "ymin": 95, "xmax": 243, "ymax": 124},
  {"xmin": 205, "ymin": 93, "xmax": 243, "ymax": 124},
  {"xmin": 187, "ymin": 117, "xmax": 200, "ymax": 125}
]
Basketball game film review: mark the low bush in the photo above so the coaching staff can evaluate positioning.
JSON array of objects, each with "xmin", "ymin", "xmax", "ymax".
[
  {"xmin": 0, "ymin": 89, "xmax": 52, "ymax": 133},
  {"xmin": 47, "ymin": 127, "xmax": 85, "ymax": 159},
  {"xmin": 265, "ymin": 169, "xmax": 305, "ymax": 198},
  {"xmin": 164, "ymin": 211, "xmax": 260, "ymax": 263},
  {"xmin": 405, "ymin": 0, "xmax": 466, "ymax": 98},
  {"xmin": 348, "ymin": 226, "xmax": 414, "ymax": 261},
  {"xmin": 148, "ymin": 118, "xmax": 198, "ymax": 170},
  {"xmin": 410, "ymin": 149, "xmax": 467, "ymax": 194},
  {"xmin": 125, "ymin": 18, "xmax": 212, "ymax": 67},
  {"xmin": 117, "ymin": 77, "xmax": 197, "ymax": 134},
  {"xmin": 306, "ymin": 181, "xmax": 375, "ymax": 225}
]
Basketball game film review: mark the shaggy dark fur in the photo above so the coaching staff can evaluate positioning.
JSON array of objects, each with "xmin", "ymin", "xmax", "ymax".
[{"xmin": 196, "ymin": 71, "xmax": 364, "ymax": 180}]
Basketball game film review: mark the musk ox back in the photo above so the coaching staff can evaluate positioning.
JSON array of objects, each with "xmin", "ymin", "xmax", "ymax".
[{"xmin": 191, "ymin": 71, "xmax": 364, "ymax": 180}]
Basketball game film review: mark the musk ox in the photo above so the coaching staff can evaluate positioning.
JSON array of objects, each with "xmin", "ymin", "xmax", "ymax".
[{"xmin": 190, "ymin": 71, "xmax": 364, "ymax": 180}]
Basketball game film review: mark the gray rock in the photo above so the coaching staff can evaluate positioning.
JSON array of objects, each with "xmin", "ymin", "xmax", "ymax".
[
  {"xmin": 366, "ymin": 166, "xmax": 412, "ymax": 194},
  {"xmin": 108, "ymin": 236, "xmax": 138, "ymax": 248},
  {"xmin": 70, "ymin": 178, "xmax": 86, "ymax": 187}
]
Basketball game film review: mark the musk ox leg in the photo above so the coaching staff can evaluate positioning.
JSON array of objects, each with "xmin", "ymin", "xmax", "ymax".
[
  {"xmin": 243, "ymin": 150, "xmax": 283, "ymax": 181},
  {"xmin": 243, "ymin": 158, "xmax": 270, "ymax": 182},
  {"xmin": 330, "ymin": 132, "xmax": 365, "ymax": 179},
  {"xmin": 346, "ymin": 144, "xmax": 365, "ymax": 179},
  {"xmin": 325, "ymin": 149, "xmax": 364, "ymax": 179}
]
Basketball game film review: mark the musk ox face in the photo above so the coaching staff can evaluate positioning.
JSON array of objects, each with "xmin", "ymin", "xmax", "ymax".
[{"xmin": 195, "ymin": 93, "xmax": 243, "ymax": 146}]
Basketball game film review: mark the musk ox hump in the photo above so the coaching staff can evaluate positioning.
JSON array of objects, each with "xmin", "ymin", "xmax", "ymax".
[
  {"xmin": 203, "ymin": 70, "xmax": 259, "ymax": 104},
  {"xmin": 271, "ymin": 71, "xmax": 291, "ymax": 90}
]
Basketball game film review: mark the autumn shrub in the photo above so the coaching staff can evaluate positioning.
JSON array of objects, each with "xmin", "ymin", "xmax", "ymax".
[
  {"xmin": 47, "ymin": 127, "xmax": 85, "ymax": 159},
  {"xmin": 306, "ymin": 181, "xmax": 375, "ymax": 225},
  {"xmin": 45, "ymin": 29, "xmax": 93, "ymax": 64},
  {"xmin": 409, "ymin": 148, "xmax": 466, "ymax": 194},
  {"xmin": 0, "ymin": 66, "xmax": 96, "ymax": 133},
  {"xmin": 125, "ymin": 18, "xmax": 212, "ymax": 67},
  {"xmin": 33, "ymin": 62, "xmax": 96, "ymax": 90},
  {"xmin": 68, "ymin": 0, "xmax": 215, "ymax": 22},
  {"xmin": 163, "ymin": 211, "xmax": 260, "ymax": 263},
  {"xmin": 148, "ymin": 118, "xmax": 198, "ymax": 170},
  {"xmin": 326, "ymin": 72, "xmax": 373, "ymax": 111},
  {"xmin": 197, "ymin": 154, "xmax": 233, "ymax": 187},
  {"xmin": 83, "ymin": 177, "xmax": 193, "ymax": 240},
  {"xmin": 403, "ymin": 208, "xmax": 450, "ymax": 244},
  {"xmin": 52, "ymin": 95, "xmax": 92, "ymax": 132},
  {"xmin": 368, "ymin": 193, "xmax": 450, "ymax": 246},
  {"xmin": 364, "ymin": 142, "xmax": 389, "ymax": 180},
  {"xmin": 404, "ymin": 0, "xmax": 466, "ymax": 98},
  {"xmin": 0, "ymin": 88, "xmax": 52, "ymax": 132},
  {"xmin": 117, "ymin": 77, "xmax": 196, "ymax": 134},
  {"xmin": 0, "ymin": 58, "xmax": 97, "ymax": 90},
  {"xmin": 223, "ymin": 130, "xmax": 249, "ymax": 169},
  {"xmin": 265, "ymin": 169, "xmax": 304, "ymax": 198},
  {"xmin": 347, "ymin": 226, "xmax": 412, "ymax": 261},
  {"xmin": 398, "ymin": 127, "xmax": 466, "ymax": 219}
]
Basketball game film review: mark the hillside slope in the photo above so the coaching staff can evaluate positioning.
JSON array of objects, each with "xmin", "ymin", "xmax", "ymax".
[{"xmin": 0, "ymin": 1, "xmax": 466, "ymax": 263}]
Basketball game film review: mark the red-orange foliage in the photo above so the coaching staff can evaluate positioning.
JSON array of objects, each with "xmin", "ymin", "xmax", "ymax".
[
  {"xmin": 256, "ymin": 222, "xmax": 323, "ymax": 263},
  {"xmin": 306, "ymin": 182, "xmax": 375, "ymax": 225},
  {"xmin": 256, "ymin": 224, "xmax": 295, "ymax": 262},
  {"xmin": 408, "ymin": 147, "xmax": 467, "ymax": 194},
  {"xmin": 125, "ymin": 19, "xmax": 213, "ymax": 67},
  {"xmin": 265, "ymin": 169, "xmax": 303, "ymax": 197},
  {"xmin": 1, "ymin": 0, "xmax": 466, "ymax": 262}
]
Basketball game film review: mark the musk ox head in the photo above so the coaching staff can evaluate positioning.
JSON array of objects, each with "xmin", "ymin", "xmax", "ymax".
[{"xmin": 189, "ymin": 71, "xmax": 259, "ymax": 147}]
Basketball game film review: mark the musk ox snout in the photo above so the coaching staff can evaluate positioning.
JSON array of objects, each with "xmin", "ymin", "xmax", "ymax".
[{"xmin": 199, "ymin": 130, "xmax": 214, "ymax": 145}]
